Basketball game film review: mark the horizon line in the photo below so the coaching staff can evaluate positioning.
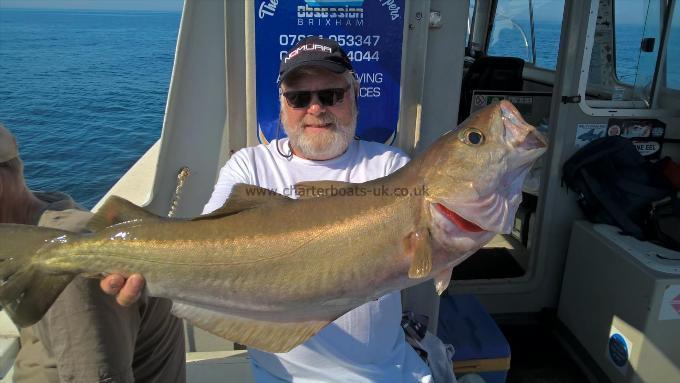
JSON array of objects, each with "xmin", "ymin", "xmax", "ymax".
[{"xmin": 1, "ymin": 6, "xmax": 181, "ymax": 12}]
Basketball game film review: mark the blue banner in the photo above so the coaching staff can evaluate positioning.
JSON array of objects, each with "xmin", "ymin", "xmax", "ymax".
[{"xmin": 254, "ymin": 0, "xmax": 405, "ymax": 144}]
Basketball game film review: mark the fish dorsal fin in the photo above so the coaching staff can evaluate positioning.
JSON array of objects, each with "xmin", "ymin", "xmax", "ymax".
[
  {"xmin": 193, "ymin": 184, "xmax": 291, "ymax": 221},
  {"xmin": 88, "ymin": 196, "xmax": 163, "ymax": 232},
  {"xmin": 294, "ymin": 180, "xmax": 358, "ymax": 200},
  {"xmin": 405, "ymin": 230, "xmax": 432, "ymax": 278},
  {"xmin": 171, "ymin": 302, "xmax": 334, "ymax": 353}
]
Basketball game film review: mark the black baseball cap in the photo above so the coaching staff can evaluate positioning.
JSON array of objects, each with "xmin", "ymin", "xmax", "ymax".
[{"xmin": 279, "ymin": 36, "xmax": 353, "ymax": 83}]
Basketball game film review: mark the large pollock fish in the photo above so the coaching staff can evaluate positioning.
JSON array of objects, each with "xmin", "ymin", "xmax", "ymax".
[{"xmin": 0, "ymin": 101, "xmax": 547, "ymax": 353}]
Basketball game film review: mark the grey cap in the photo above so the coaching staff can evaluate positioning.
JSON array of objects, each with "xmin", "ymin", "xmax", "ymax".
[{"xmin": 0, "ymin": 123, "xmax": 19, "ymax": 163}]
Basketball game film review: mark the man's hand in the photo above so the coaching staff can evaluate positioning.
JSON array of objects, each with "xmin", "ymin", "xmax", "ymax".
[{"xmin": 100, "ymin": 274, "xmax": 145, "ymax": 306}]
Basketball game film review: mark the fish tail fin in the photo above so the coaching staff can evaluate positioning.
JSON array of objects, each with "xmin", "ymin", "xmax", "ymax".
[{"xmin": 0, "ymin": 224, "xmax": 75, "ymax": 327}]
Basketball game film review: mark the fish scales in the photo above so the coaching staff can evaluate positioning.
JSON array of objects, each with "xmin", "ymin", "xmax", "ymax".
[{"xmin": 37, "ymin": 194, "xmax": 416, "ymax": 314}]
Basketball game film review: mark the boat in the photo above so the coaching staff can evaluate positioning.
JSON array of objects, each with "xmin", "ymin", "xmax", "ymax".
[{"xmin": 1, "ymin": 0, "xmax": 679, "ymax": 382}]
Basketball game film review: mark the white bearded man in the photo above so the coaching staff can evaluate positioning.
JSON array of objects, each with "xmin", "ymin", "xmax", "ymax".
[{"xmin": 102, "ymin": 37, "xmax": 436, "ymax": 382}]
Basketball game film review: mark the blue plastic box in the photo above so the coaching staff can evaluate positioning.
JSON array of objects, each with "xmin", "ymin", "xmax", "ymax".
[{"xmin": 437, "ymin": 294, "xmax": 511, "ymax": 383}]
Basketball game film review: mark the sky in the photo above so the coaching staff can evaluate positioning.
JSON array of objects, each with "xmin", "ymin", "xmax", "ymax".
[{"xmin": 0, "ymin": 0, "xmax": 184, "ymax": 11}]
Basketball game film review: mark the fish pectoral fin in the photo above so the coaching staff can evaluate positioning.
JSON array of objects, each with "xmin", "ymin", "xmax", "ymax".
[
  {"xmin": 405, "ymin": 230, "xmax": 432, "ymax": 279},
  {"xmin": 88, "ymin": 196, "xmax": 165, "ymax": 232},
  {"xmin": 172, "ymin": 302, "xmax": 332, "ymax": 353},
  {"xmin": 193, "ymin": 184, "xmax": 292, "ymax": 220},
  {"xmin": 293, "ymin": 181, "xmax": 359, "ymax": 199},
  {"xmin": 433, "ymin": 266, "xmax": 454, "ymax": 295}
]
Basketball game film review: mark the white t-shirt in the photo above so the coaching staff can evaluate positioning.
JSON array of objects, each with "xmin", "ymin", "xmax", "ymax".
[{"xmin": 203, "ymin": 139, "xmax": 433, "ymax": 383}]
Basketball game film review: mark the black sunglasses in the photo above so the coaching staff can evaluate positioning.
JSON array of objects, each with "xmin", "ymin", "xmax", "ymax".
[{"xmin": 282, "ymin": 86, "xmax": 350, "ymax": 109}]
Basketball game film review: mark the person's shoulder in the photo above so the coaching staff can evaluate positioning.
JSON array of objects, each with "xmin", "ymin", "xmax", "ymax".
[
  {"xmin": 223, "ymin": 143, "xmax": 274, "ymax": 173},
  {"xmin": 34, "ymin": 191, "xmax": 92, "ymax": 233},
  {"xmin": 220, "ymin": 141, "xmax": 287, "ymax": 180},
  {"xmin": 230, "ymin": 141, "xmax": 283, "ymax": 162},
  {"xmin": 354, "ymin": 140, "xmax": 410, "ymax": 166},
  {"xmin": 352, "ymin": 140, "xmax": 409, "ymax": 176},
  {"xmin": 230, "ymin": 142, "xmax": 267, "ymax": 159},
  {"xmin": 355, "ymin": 140, "xmax": 408, "ymax": 158},
  {"xmin": 34, "ymin": 191, "xmax": 85, "ymax": 211}
]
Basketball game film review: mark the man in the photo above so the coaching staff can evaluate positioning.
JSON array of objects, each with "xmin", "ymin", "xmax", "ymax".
[
  {"xmin": 104, "ymin": 37, "xmax": 434, "ymax": 382},
  {"xmin": 0, "ymin": 123, "xmax": 185, "ymax": 383}
]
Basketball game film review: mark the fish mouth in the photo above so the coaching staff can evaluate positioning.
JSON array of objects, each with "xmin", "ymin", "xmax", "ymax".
[
  {"xmin": 434, "ymin": 203, "xmax": 485, "ymax": 233},
  {"xmin": 500, "ymin": 101, "xmax": 548, "ymax": 165}
]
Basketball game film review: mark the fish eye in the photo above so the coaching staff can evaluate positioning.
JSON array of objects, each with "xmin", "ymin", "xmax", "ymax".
[{"xmin": 459, "ymin": 128, "xmax": 484, "ymax": 146}]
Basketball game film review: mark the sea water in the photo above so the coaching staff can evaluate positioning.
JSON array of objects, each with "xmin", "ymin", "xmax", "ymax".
[
  {"xmin": 0, "ymin": 9, "xmax": 180, "ymax": 208},
  {"xmin": 1, "ymin": 8, "xmax": 677, "ymax": 208}
]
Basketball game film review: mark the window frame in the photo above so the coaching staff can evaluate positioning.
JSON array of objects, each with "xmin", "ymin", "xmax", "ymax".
[{"xmin": 580, "ymin": 0, "xmax": 680, "ymax": 116}]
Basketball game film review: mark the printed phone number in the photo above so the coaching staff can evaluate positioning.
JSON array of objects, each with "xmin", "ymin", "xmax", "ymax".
[
  {"xmin": 279, "ymin": 35, "xmax": 381, "ymax": 62},
  {"xmin": 278, "ymin": 49, "xmax": 379, "ymax": 62},
  {"xmin": 279, "ymin": 34, "xmax": 381, "ymax": 47}
]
